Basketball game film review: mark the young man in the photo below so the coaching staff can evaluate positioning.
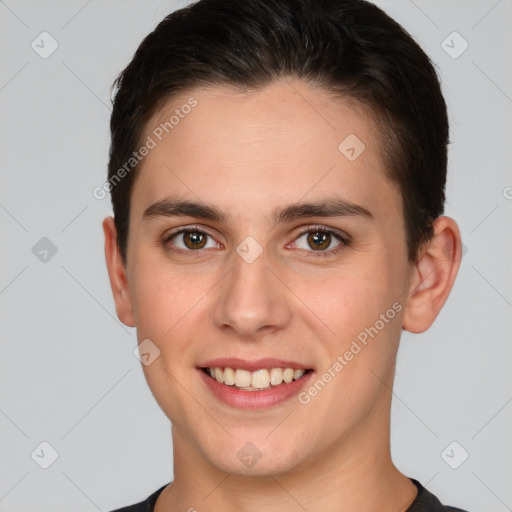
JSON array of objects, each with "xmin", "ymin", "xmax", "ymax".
[{"xmin": 103, "ymin": 0, "xmax": 467, "ymax": 510}]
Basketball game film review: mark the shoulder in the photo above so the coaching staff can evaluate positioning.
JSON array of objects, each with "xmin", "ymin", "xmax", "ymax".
[
  {"xmin": 108, "ymin": 479, "xmax": 470, "ymax": 512},
  {"xmin": 107, "ymin": 483, "xmax": 170, "ymax": 512},
  {"xmin": 408, "ymin": 479, "xmax": 470, "ymax": 512}
]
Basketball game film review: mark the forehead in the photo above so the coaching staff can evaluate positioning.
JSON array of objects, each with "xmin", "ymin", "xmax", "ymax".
[{"xmin": 132, "ymin": 79, "xmax": 400, "ymax": 226}]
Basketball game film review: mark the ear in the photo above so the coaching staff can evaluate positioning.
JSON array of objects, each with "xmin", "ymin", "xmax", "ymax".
[
  {"xmin": 103, "ymin": 216, "xmax": 136, "ymax": 327},
  {"xmin": 402, "ymin": 216, "xmax": 462, "ymax": 334}
]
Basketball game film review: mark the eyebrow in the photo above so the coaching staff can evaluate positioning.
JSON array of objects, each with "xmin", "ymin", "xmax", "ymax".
[{"xmin": 142, "ymin": 196, "xmax": 373, "ymax": 225}]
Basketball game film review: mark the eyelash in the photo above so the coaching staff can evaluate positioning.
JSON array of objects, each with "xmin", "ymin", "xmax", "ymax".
[{"xmin": 163, "ymin": 224, "xmax": 351, "ymax": 258}]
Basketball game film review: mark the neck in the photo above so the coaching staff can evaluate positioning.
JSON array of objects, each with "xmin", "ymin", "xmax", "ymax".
[{"xmin": 155, "ymin": 399, "xmax": 417, "ymax": 512}]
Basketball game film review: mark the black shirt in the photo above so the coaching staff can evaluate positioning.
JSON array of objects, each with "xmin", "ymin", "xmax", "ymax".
[{"xmin": 109, "ymin": 479, "xmax": 469, "ymax": 511}]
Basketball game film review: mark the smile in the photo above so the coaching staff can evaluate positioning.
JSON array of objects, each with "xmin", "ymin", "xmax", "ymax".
[
  {"xmin": 198, "ymin": 365, "xmax": 315, "ymax": 409},
  {"xmin": 202, "ymin": 366, "xmax": 312, "ymax": 391}
]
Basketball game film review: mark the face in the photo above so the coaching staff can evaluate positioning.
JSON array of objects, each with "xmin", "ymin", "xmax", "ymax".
[{"xmin": 117, "ymin": 79, "xmax": 414, "ymax": 476}]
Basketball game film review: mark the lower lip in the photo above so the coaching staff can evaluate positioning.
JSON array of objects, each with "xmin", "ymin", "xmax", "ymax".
[{"xmin": 198, "ymin": 368, "xmax": 314, "ymax": 410}]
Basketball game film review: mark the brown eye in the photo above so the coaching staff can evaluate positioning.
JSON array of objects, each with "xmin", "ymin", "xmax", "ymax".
[
  {"xmin": 165, "ymin": 228, "xmax": 218, "ymax": 252},
  {"xmin": 182, "ymin": 231, "xmax": 207, "ymax": 249},
  {"xmin": 290, "ymin": 226, "xmax": 349, "ymax": 257},
  {"xmin": 307, "ymin": 231, "xmax": 331, "ymax": 250}
]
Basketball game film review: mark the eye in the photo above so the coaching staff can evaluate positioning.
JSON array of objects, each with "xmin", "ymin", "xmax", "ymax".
[
  {"xmin": 288, "ymin": 226, "xmax": 350, "ymax": 256},
  {"xmin": 162, "ymin": 224, "xmax": 350, "ymax": 257},
  {"xmin": 164, "ymin": 226, "xmax": 220, "ymax": 252}
]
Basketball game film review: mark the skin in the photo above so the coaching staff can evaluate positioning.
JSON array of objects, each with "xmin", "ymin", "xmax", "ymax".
[{"xmin": 103, "ymin": 78, "xmax": 462, "ymax": 512}]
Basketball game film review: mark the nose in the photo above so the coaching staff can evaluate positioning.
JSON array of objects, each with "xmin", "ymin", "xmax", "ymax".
[{"xmin": 212, "ymin": 245, "xmax": 292, "ymax": 340}]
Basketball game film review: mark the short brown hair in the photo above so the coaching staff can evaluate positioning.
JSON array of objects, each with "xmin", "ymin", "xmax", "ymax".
[{"xmin": 108, "ymin": 0, "xmax": 449, "ymax": 263}]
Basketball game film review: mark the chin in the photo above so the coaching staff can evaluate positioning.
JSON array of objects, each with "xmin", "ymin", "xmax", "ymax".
[{"xmin": 205, "ymin": 437, "xmax": 308, "ymax": 478}]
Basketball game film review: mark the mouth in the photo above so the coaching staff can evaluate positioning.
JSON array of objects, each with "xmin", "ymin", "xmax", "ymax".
[
  {"xmin": 200, "ymin": 366, "xmax": 314, "ymax": 391},
  {"xmin": 196, "ymin": 357, "xmax": 315, "ymax": 409}
]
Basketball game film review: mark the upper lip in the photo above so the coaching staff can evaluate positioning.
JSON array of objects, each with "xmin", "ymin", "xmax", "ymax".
[{"xmin": 198, "ymin": 357, "xmax": 314, "ymax": 371}]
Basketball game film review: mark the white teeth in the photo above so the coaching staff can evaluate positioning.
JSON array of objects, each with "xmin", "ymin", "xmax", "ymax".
[
  {"xmin": 223, "ymin": 367, "xmax": 235, "ymax": 385},
  {"xmin": 214, "ymin": 367, "xmax": 224, "ymax": 383},
  {"xmin": 251, "ymin": 369, "xmax": 270, "ymax": 389},
  {"xmin": 270, "ymin": 367, "xmax": 283, "ymax": 386},
  {"xmin": 283, "ymin": 368, "xmax": 294, "ymax": 383},
  {"xmin": 234, "ymin": 369, "xmax": 251, "ymax": 387},
  {"xmin": 294, "ymin": 369, "xmax": 305, "ymax": 380},
  {"xmin": 205, "ymin": 366, "xmax": 309, "ymax": 389}
]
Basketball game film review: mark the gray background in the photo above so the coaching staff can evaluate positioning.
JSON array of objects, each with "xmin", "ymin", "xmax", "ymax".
[{"xmin": 0, "ymin": 1, "xmax": 511, "ymax": 511}]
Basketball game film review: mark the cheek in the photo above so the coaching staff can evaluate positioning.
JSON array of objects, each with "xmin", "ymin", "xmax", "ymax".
[
  {"xmin": 310, "ymin": 272, "xmax": 403, "ymax": 405},
  {"xmin": 295, "ymin": 258, "xmax": 404, "ymax": 376},
  {"xmin": 130, "ymin": 265, "xmax": 202, "ymax": 415},
  {"xmin": 129, "ymin": 258, "xmax": 191, "ymax": 341},
  {"xmin": 292, "ymin": 262, "xmax": 397, "ymax": 336}
]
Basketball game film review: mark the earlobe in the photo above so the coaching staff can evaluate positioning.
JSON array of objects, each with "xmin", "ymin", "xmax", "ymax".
[
  {"xmin": 102, "ymin": 216, "xmax": 136, "ymax": 327},
  {"xmin": 402, "ymin": 216, "xmax": 462, "ymax": 334}
]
